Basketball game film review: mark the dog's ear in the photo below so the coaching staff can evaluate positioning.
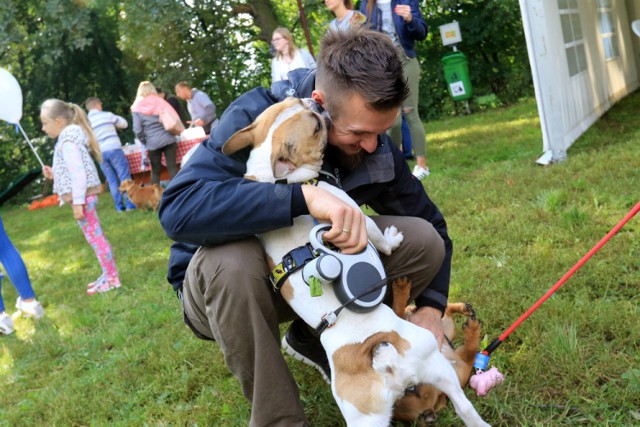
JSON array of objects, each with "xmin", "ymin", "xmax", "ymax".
[{"xmin": 222, "ymin": 123, "xmax": 258, "ymax": 155}]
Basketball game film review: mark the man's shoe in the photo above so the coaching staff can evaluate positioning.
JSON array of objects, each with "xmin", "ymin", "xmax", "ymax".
[
  {"xmin": 15, "ymin": 297, "xmax": 44, "ymax": 319},
  {"xmin": 282, "ymin": 319, "xmax": 331, "ymax": 384},
  {"xmin": 0, "ymin": 313, "xmax": 14, "ymax": 335}
]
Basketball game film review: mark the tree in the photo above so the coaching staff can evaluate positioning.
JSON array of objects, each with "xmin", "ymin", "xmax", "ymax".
[
  {"xmin": 0, "ymin": 0, "xmax": 532, "ymax": 196},
  {"xmin": 418, "ymin": 0, "xmax": 532, "ymax": 118},
  {"xmin": 0, "ymin": 0, "xmax": 144, "ymax": 192}
]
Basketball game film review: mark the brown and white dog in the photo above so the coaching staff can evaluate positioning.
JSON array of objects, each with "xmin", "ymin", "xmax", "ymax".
[
  {"xmin": 222, "ymin": 97, "xmax": 489, "ymax": 427},
  {"xmin": 118, "ymin": 179, "xmax": 163, "ymax": 211},
  {"xmin": 391, "ymin": 279, "xmax": 481, "ymax": 425}
]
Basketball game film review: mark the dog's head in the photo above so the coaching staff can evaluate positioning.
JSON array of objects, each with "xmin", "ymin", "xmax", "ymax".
[
  {"xmin": 393, "ymin": 383, "xmax": 447, "ymax": 425},
  {"xmin": 118, "ymin": 179, "xmax": 135, "ymax": 193},
  {"xmin": 222, "ymin": 97, "xmax": 328, "ymax": 183}
]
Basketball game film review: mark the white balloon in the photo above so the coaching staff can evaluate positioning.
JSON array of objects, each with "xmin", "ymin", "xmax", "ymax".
[
  {"xmin": 633, "ymin": 20, "xmax": 640, "ymax": 38},
  {"xmin": 0, "ymin": 67, "xmax": 23, "ymax": 123}
]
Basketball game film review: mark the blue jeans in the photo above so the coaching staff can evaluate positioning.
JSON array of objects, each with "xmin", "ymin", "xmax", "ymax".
[
  {"xmin": 100, "ymin": 149, "xmax": 136, "ymax": 211},
  {"xmin": 0, "ymin": 215, "xmax": 36, "ymax": 312}
]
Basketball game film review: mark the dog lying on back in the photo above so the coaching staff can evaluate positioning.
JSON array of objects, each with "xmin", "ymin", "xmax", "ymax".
[
  {"xmin": 221, "ymin": 97, "xmax": 489, "ymax": 427},
  {"xmin": 118, "ymin": 179, "xmax": 163, "ymax": 211},
  {"xmin": 390, "ymin": 278, "xmax": 481, "ymax": 425}
]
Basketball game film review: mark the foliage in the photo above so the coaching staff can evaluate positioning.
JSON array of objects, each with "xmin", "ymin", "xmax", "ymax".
[
  {"xmin": 0, "ymin": 93, "xmax": 638, "ymax": 425},
  {"xmin": 118, "ymin": 0, "xmax": 274, "ymax": 109},
  {"xmin": 0, "ymin": 0, "xmax": 145, "ymax": 190},
  {"xmin": 0, "ymin": 0, "xmax": 533, "ymax": 190},
  {"xmin": 418, "ymin": 0, "xmax": 533, "ymax": 120}
]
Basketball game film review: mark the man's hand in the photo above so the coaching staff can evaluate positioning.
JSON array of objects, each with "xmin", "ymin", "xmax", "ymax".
[
  {"xmin": 72, "ymin": 204, "xmax": 85, "ymax": 221},
  {"xmin": 42, "ymin": 165, "xmax": 53, "ymax": 180},
  {"xmin": 301, "ymin": 185, "xmax": 368, "ymax": 254},
  {"xmin": 408, "ymin": 306, "xmax": 444, "ymax": 350}
]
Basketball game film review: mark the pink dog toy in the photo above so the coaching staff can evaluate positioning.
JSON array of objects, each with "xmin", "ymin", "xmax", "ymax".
[
  {"xmin": 469, "ymin": 202, "xmax": 639, "ymax": 396},
  {"xmin": 469, "ymin": 367, "xmax": 504, "ymax": 396}
]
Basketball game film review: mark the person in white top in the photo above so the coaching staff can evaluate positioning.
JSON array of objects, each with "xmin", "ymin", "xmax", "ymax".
[
  {"xmin": 270, "ymin": 27, "xmax": 316, "ymax": 83},
  {"xmin": 325, "ymin": 0, "xmax": 366, "ymax": 31}
]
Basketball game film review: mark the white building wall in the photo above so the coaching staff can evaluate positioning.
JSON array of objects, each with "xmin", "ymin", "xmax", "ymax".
[{"xmin": 520, "ymin": 0, "xmax": 640, "ymax": 162}]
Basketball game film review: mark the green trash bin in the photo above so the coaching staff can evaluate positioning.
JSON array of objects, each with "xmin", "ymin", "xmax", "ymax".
[{"xmin": 441, "ymin": 51, "xmax": 472, "ymax": 101}]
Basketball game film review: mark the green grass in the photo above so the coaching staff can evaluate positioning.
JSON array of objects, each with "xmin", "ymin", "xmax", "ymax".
[{"xmin": 1, "ymin": 93, "xmax": 639, "ymax": 426}]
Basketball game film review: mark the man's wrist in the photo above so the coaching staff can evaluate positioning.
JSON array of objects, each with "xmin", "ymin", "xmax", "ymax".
[{"xmin": 291, "ymin": 184, "xmax": 309, "ymax": 217}]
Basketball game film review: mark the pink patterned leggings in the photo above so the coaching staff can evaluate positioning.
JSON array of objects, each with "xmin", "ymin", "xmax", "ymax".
[{"xmin": 77, "ymin": 195, "xmax": 119, "ymax": 280}]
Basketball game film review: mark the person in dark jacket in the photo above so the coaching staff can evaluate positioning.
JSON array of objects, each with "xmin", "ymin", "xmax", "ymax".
[
  {"xmin": 156, "ymin": 87, "xmax": 190, "ymax": 128},
  {"xmin": 159, "ymin": 28, "xmax": 452, "ymax": 426},
  {"xmin": 361, "ymin": 0, "xmax": 431, "ymax": 180}
]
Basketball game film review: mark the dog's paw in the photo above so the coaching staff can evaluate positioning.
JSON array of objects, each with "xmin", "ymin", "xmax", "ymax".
[
  {"xmin": 383, "ymin": 226, "xmax": 404, "ymax": 252},
  {"xmin": 462, "ymin": 303, "xmax": 476, "ymax": 319},
  {"xmin": 462, "ymin": 317, "xmax": 481, "ymax": 334},
  {"xmin": 392, "ymin": 277, "xmax": 411, "ymax": 294}
]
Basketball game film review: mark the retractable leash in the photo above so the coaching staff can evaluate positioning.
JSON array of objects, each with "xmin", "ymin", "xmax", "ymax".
[{"xmin": 470, "ymin": 201, "xmax": 640, "ymax": 396}]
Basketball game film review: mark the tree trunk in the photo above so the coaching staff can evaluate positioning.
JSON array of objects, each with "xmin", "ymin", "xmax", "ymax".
[{"xmin": 233, "ymin": 0, "xmax": 280, "ymax": 44}]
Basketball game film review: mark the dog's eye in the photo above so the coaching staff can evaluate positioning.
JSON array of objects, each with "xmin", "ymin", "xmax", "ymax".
[
  {"xmin": 313, "ymin": 115, "xmax": 323, "ymax": 134},
  {"xmin": 404, "ymin": 385, "xmax": 419, "ymax": 397}
]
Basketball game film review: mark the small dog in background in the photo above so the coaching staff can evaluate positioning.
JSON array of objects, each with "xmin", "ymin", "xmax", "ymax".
[
  {"xmin": 391, "ymin": 278, "xmax": 482, "ymax": 426},
  {"xmin": 118, "ymin": 179, "xmax": 163, "ymax": 211}
]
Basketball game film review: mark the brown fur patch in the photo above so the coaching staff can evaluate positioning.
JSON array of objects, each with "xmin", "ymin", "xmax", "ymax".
[
  {"xmin": 333, "ymin": 331, "xmax": 410, "ymax": 414},
  {"xmin": 222, "ymin": 98, "xmax": 306, "ymax": 155},
  {"xmin": 392, "ymin": 302, "xmax": 480, "ymax": 424},
  {"xmin": 270, "ymin": 112, "xmax": 326, "ymax": 173}
]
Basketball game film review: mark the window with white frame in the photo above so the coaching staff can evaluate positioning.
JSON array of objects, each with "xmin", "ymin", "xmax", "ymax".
[
  {"xmin": 558, "ymin": 0, "xmax": 587, "ymax": 76},
  {"xmin": 596, "ymin": 0, "xmax": 619, "ymax": 60}
]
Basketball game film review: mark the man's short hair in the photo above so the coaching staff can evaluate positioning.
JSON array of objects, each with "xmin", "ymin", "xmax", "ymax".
[
  {"xmin": 85, "ymin": 97, "xmax": 101, "ymax": 110},
  {"xmin": 316, "ymin": 27, "xmax": 408, "ymax": 120},
  {"xmin": 175, "ymin": 81, "xmax": 191, "ymax": 90}
]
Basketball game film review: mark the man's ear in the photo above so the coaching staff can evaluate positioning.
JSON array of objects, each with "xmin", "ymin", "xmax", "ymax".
[{"xmin": 311, "ymin": 89, "xmax": 325, "ymax": 107}]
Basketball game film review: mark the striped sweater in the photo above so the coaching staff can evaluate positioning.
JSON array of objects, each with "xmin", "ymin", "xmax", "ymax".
[{"xmin": 87, "ymin": 109, "xmax": 128, "ymax": 152}]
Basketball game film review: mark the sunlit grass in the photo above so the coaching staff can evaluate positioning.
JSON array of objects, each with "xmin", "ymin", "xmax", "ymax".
[{"xmin": 0, "ymin": 93, "xmax": 639, "ymax": 426}]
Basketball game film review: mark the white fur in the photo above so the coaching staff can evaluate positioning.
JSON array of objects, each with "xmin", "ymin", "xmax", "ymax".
[{"xmin": 244, "ymin": 106, "xmax": 490, "ymax": 427}]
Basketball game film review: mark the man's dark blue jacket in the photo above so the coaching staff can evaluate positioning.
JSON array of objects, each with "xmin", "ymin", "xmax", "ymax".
[{"xmin": 159, "ymin": 69, "xmax": 452, "ymax": 313}]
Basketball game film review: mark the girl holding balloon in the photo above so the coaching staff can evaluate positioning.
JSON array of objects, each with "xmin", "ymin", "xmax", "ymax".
[{"xmin": 40, "ymin": 99, "xmax": 122, "ymax": 295}]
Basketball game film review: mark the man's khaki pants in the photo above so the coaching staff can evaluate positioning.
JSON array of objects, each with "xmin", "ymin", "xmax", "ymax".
[{"xmin": 182, "ymin": 216, "xmax": 445, "ymax": 427}]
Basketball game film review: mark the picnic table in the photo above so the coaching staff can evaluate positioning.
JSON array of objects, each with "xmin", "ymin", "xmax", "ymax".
[{"xmin": 124, "ymin": 136, "xmax": 206, "ymax": 184}]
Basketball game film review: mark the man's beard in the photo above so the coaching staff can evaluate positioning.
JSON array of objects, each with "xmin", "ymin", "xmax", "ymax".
[{"xmin": 326, "ymin": 144, "xmax": 365, "ymax": 171}]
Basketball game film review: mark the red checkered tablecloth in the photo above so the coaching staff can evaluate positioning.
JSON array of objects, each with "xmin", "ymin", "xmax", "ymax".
[{"xmin": 125, "ymin": 137, "xmax": 206, "ymax": 175}]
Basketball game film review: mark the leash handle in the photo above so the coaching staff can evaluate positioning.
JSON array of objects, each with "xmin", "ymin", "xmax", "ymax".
[{"xmin": 315, "ymin": 274, "xmax": 400, "ymax": 335}]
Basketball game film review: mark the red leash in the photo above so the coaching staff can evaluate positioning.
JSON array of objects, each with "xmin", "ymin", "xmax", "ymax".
[
  {"xmin": 471, "ymin": 201, "xmax": 640, "ymax": 395},
  {"xmin": 498, "ymin": 200, "xmax": 640, "ymax": 343}
]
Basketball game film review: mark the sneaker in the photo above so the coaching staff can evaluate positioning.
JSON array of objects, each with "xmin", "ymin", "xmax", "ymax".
[
  {"xmin": 0, "ymin": 313, "xmax": 14, "ymax": 335},
  {"xmin": 15, "ymin": 297, "xmax": 44, "ymax": 319},
  {"xmin": 87, "ymin": 275, "xmax": 105, "ymax": 289},
  {"xmin": 412, "ymin": 165, "xmax": 430, "ymax": 180},
  {"xmin": 87, "ymin": 276, "xmax": 121, "ymax": 295},
  {"xmin": 282, "ymin": 319, "xmax": 331, "ymax": 384}
]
